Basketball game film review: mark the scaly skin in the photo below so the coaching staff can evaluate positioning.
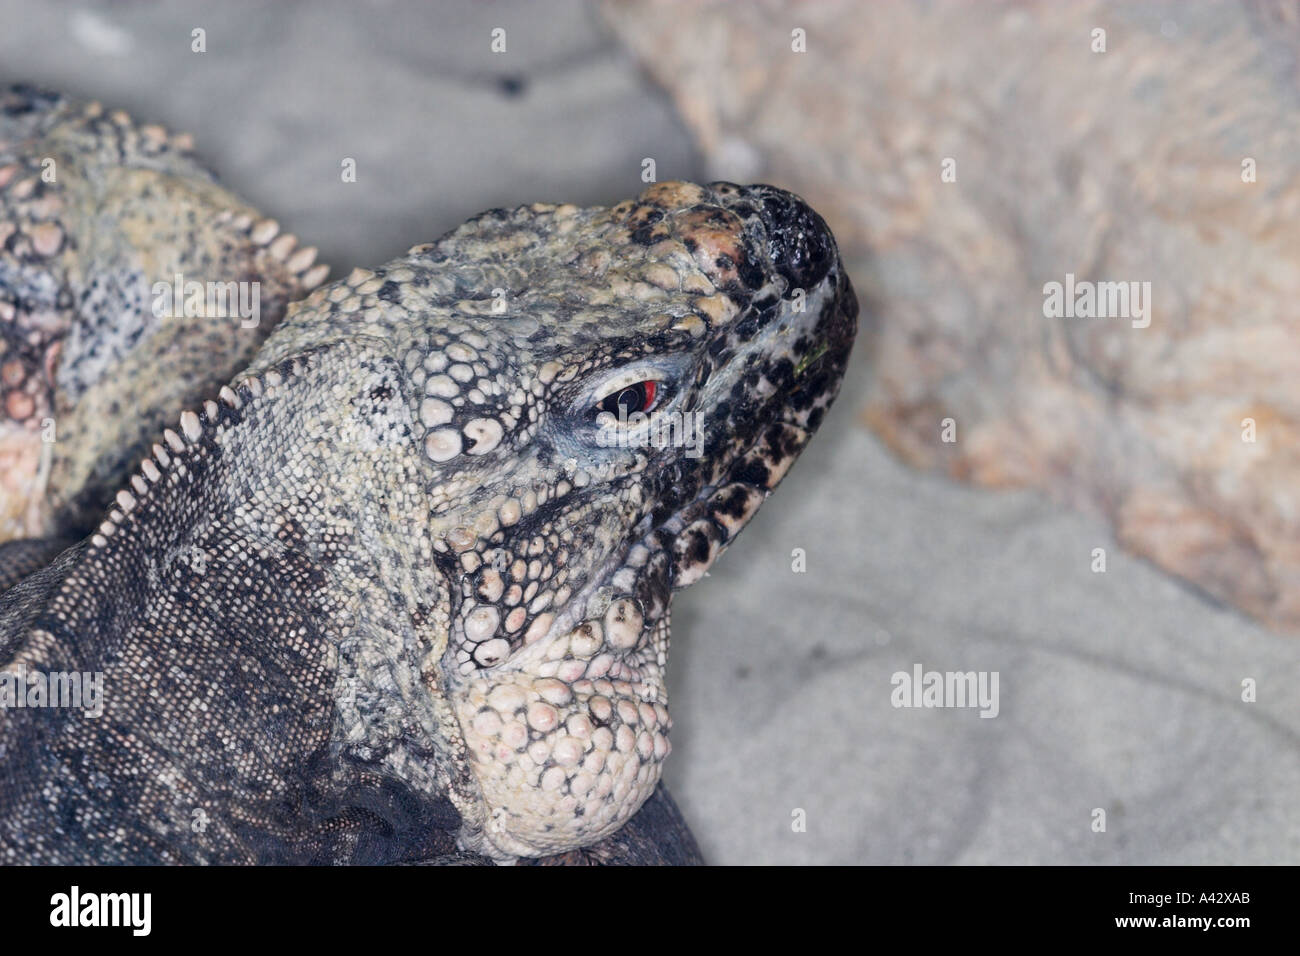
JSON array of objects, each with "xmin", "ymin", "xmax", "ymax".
[
  {"xmin": 0, "ymin": 85, "xmax": 328, "ymax": 542},
  {"xmin": 0, "ymin": 180, "xmax": 856, "ymax": 863}
]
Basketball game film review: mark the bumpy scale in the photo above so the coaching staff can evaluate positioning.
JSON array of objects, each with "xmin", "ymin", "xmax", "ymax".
[{"xmin": 0, "ymin": 85, "xmax": 328, "ymax": 547}]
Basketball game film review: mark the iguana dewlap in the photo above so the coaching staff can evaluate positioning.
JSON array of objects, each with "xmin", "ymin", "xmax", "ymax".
[
  {"xmin": 0, "ymin": 179, "xmax": 857, "ymax": 862},
  {"xmin": 0, "ymin": 85, "xmax": 327, "ymax": 544}
]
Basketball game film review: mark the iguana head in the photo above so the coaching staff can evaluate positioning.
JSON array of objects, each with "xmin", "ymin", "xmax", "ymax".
[{"xmin": 237, "ymin": 180, "xmax": 857, "ymax": 857}]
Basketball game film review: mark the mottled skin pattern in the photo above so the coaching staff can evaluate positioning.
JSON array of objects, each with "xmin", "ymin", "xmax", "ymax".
[
  {"xmin": 0, "ymin": 180, "xmax": 856, "ymax": 863},
  {"xmin": 0, "ymin": 86, "xmax": 327, "ymax": 542}
]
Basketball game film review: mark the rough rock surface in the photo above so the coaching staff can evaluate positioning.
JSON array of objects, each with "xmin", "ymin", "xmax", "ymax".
[{"xmin": 603, "ymin": 0, "xmax": 1300, "ymax": 634}]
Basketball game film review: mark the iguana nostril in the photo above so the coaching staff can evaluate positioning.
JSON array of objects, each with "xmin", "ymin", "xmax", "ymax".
[{"xmin": 738, "ymin": 183, "xmax": 835, "ymax": 293}]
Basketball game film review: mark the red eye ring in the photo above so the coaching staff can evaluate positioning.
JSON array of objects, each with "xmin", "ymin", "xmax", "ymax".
[{"xmin": 596, "ymin": 380, "xmax": 658, "ymax": 418}]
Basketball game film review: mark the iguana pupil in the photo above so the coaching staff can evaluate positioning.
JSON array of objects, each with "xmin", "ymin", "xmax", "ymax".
[{"xmin": 599, "ymin": 380, "xmax": 656, "ymax": 418}]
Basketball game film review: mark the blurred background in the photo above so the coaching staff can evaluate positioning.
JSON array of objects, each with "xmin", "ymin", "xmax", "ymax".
[{"xmin": 4, "ymin": 0, "xmax": 1297, "ymax": 863}]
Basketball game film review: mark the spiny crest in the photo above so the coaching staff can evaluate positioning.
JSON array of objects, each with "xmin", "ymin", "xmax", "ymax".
[
  {"xmin": 84, "ymin": 357, "xmax": 315, "ymax": 553},
  {"xmin": 214, "ymin": 210, "xmax": 330, "ymax": 291}
]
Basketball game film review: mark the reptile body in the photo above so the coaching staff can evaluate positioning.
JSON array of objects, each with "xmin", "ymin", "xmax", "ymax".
[{"xmin": 0, "ymin": 118, "xmax": 857, "ymax": 860}]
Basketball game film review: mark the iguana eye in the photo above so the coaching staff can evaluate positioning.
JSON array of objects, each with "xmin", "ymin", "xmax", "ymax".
[{"xmin": 596, "ymin": 380, "xmax": 658, "ymax": 418}]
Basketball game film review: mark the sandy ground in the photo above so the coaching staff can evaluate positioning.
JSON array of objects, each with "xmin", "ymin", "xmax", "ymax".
[{"xmin": 3, "ymin": 0, "xmax": 1297, "ymax": 864}]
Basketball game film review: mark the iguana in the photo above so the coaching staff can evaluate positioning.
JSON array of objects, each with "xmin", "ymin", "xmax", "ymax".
[
  {"xmin": 0, "ymin": 176, "xmax": 857, "ymax": 863},
  {"xmin": 0, "ymin": 84, "xmax": 328, "ymax": 551}
]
